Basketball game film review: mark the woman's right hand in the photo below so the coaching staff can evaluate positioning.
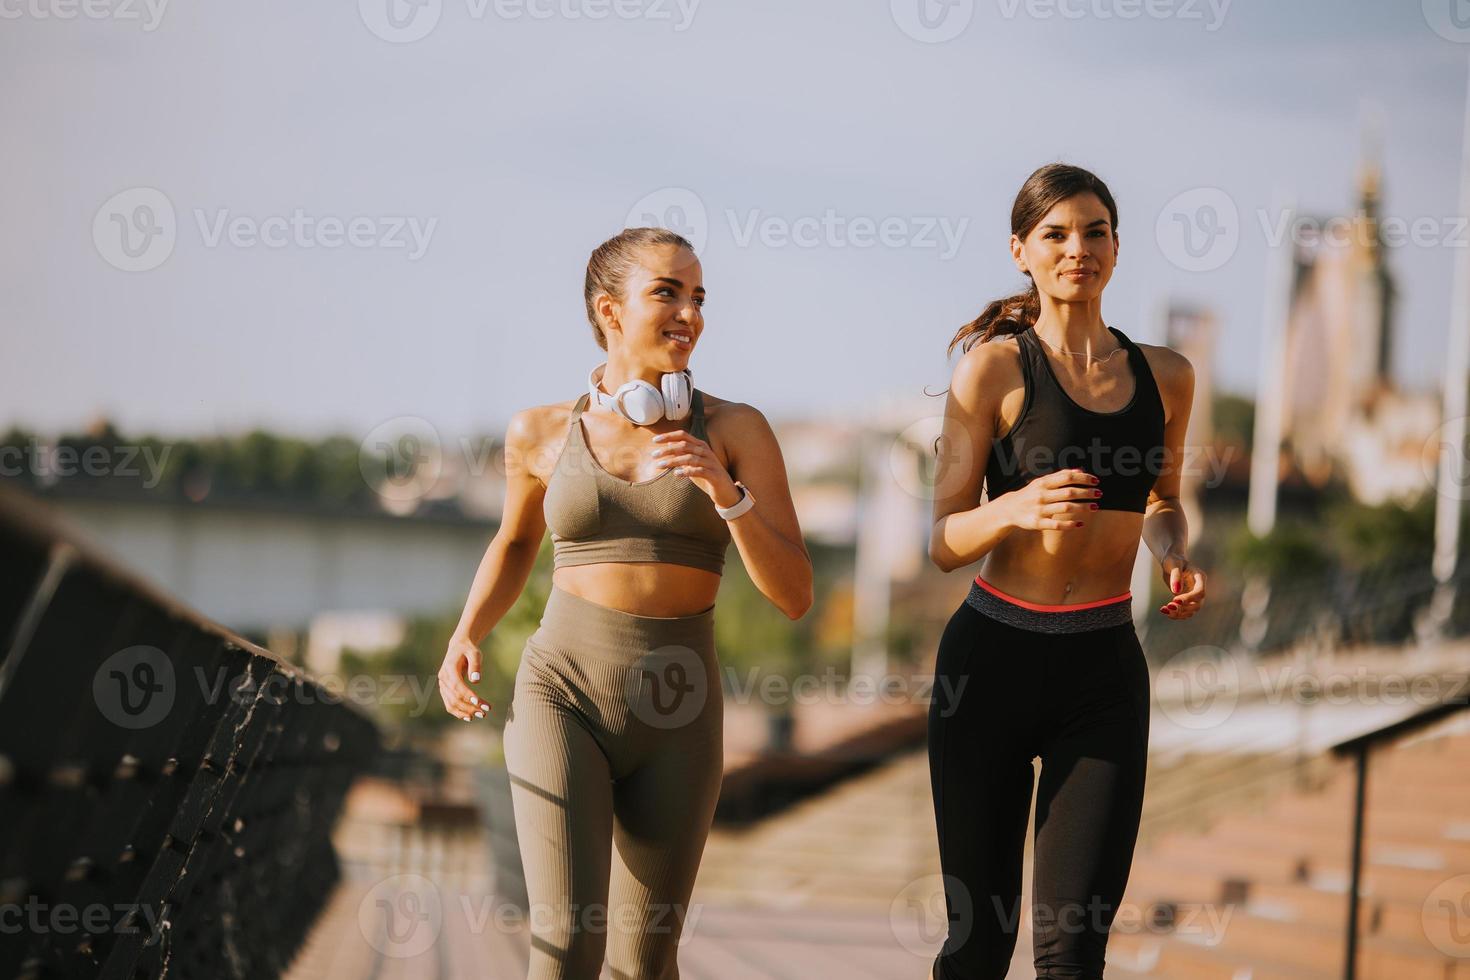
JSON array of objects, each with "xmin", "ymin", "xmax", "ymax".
[
  {"xmin": 1002, "ymin": 468, "xmax": 1102, "ymax": 531},
  {"xmin": 439, "ymin": 633, "xmax": 490, "ymax": 721}
]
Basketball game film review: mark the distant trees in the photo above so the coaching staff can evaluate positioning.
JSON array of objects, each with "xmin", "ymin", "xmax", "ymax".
[{"xmin": 0, "ymin": 422, "xmax": 411, "ymax": 513}]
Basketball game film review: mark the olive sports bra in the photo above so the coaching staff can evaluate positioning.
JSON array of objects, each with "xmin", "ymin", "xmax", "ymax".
[{"xmin": 543, "ymin": 390, "xmax": 732, "ymax": 574}]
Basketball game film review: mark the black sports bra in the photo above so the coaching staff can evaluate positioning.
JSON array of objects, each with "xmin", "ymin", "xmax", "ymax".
[{"xmin": 983, "ymin": 325, "xmax": 1166, "ymax": 513}]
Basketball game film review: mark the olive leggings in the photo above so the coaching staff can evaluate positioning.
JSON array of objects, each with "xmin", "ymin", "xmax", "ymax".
[
  {"xmin": 502, "ymin": 586, "xmax": 723, "ymax": 980},
  {"xmin": 928, "ymin": 574, "xmax": 1151, "ymax": 980}
]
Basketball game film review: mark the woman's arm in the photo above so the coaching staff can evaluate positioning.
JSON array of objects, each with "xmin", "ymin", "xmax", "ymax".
[
  {"xmin": 722, "ymin": 405, "xmax": 813, "ymax": 619},
  {"xmin": 1140, "ymin": 349, "xmax": 1206, "ymax": 619},
  {"xmin": 928, "ymin": 346, "xmax": 1017, "ymax": 572},
  {"xmin": 653, "ymin": 404, "xmax": 813, "ymax": 619},
  {"xmin": 439, "ymin": 408, "xmax": 550, "ymax": 720}
]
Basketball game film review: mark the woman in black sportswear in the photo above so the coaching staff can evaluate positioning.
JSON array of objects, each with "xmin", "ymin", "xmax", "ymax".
[{"xmin": 926, "ymin": 163, "xmax": 1208, "ymax": 979}]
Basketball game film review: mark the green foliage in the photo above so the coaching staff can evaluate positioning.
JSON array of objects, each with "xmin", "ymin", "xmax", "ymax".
[
  {"xmin": 713, "ymin": 553, "xmax": 813, "ymax": 678},
  {"xmin": 0, "ymin": 422, "xmax": 407, "ymax": 511},
  {"xmin": 1221, "ymin": 492, "xmax": 1438, "ymax": 588},
  {"xmin": 1324, "ymin": 494, "xmax": 1435, "ymax": 572},
  {"xmin": 338, "ymin": 537, "xmax": 554, "ymax": 736},
  {"xmin": 486, "ymin": 538, "xmax": 555, "ymax": 690},
  {"xmin": 1211, "ymin": 393, "xmax": 1255, "ymax": 452},
  {"xmin": 1225, "ymin": 519, "xmax": 1334, "ymax": 584}
]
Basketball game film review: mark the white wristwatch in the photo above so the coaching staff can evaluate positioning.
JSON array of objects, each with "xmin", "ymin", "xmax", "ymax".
[{"xmin": 715, "ymin": 481, "xmax": 755, "ymax": 520}]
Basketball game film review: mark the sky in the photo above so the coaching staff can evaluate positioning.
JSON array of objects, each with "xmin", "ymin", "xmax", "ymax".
[{"xmin": 4, "ymin": 0, "xmax": 1469, "ymax": 443}]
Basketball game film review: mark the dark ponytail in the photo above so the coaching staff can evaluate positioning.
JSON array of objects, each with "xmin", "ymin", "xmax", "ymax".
[
  {"xmin": 947, "ymin": 162, "xmax": 1119, "ymax": 357},
  {"xmin": 946, "ymin": 283, "xmax": 1041, "ymax": 357}
]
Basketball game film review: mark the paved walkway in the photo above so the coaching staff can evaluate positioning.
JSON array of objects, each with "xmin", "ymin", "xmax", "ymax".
[
  {"xmin": 284, "ymin": 643, "xmax": 1470, "ymax": 979},
  {"xmin": 282, "ymin": 748, "xmax": 1154, "ymax": 979}
]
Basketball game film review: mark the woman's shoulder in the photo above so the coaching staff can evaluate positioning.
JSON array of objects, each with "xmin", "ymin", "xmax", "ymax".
[
  {"xmin": 1131, "ymin": 341, "xmax": 1194, "ymax": 424},
  {"xmin": 951, "ymin": 332, "xmax": 1025, "ymax": 394},
  {"xmin": 693, "ymin": 390, "xmax": 752, "ymax": 423},
  {"xmin": 698, "ymin": 391, "xmax": 771, "ymax": 435},
  {"xmin": 506, "ymin": 398, "xmax": 582, "ymax": 450},
  {"xmin": 1132, "ymin": 340, "xmax": 1194, "ymax": 392}
]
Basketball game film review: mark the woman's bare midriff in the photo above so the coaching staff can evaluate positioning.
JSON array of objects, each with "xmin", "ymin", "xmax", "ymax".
[
  {"xmin": 552, "ymin": 562, "xmax": 721, "ymax": 617},
  {"xmin": 979, "ymin": 509, "xmax": 1144, "ymax": 606}
]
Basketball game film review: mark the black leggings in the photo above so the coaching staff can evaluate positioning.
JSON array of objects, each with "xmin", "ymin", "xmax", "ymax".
[{"xmin": 927, "ymin": 574, "xmax": 1150, "ymax": 980}]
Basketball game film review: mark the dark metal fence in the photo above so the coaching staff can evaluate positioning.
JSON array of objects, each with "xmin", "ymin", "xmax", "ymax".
[
  {"xmin": 1139, "ymin": 551, "xmax": 1470, "ymax": 664},
  {"xmin": 1330, "ymin": 675, "xmax": 1470, "ymax": 980},
  {"xmin": 0, "ymin": 484, "xmax": 381, "ymax": 979}
]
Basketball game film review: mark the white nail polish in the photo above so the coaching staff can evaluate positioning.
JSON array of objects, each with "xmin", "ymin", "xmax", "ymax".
[
  {"xmin": 470, "ymin": 671, "xmax": 480, "ymax": 682},
  {"xmin": 470, "ymin": 694, "xmax": 478, "ymax": 705}
]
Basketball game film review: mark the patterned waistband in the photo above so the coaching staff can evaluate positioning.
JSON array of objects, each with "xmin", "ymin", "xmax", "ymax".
[{"xmin": 964, "ymin": 574, "xmax": 1134, "ymax": 634}]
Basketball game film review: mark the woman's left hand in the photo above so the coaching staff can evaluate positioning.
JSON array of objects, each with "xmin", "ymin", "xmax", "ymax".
[
  {"xmin": 651, "ymin": 430, "xmax": 742, "ymax": 508},
  {"xmin": 1159, "ymin": 553, "xmax": 1206, "ymax": 620}
]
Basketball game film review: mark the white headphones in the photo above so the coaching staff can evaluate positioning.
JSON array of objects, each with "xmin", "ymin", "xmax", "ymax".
[{"xmin": 587, "ymin": 363, "xmax": 693, "ymax": 426}]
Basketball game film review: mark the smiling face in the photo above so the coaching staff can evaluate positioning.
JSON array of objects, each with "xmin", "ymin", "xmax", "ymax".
[
  {"xmin": 1011, "ymin": 191, "xmax": 1119, "ymax": 303},
  {"xmin": 594, "ymin": 243, "xmax": 705, "ymax": 373}
]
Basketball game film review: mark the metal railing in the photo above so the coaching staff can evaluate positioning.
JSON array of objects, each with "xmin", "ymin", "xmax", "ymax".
[
  {"xmin": 0, "ymin": 483, "xmax": 382, "ymax": 980},
  {"xmin": 1122, "ymin": 555, "xmax": 1470, "ymax": 847},
  {"xmin": 1329, "ymin": 673, "xmax": 1470, "ymax": 980},
  {"xmin": 1140, "ymin": 552, "xmax": 1470, "ymax": 664}
]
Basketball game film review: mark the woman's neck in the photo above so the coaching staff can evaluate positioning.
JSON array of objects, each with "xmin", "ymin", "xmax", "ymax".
[
  {"xmin": 598, "ymin": 355, "xmax": 667, "ymax": 393},
  {"xmin": 1031, "ymin": 299, "xmax": 1114, "ymax": 356}
]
